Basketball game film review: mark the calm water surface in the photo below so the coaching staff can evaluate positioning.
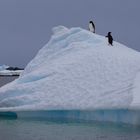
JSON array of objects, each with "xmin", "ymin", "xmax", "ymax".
[
  {"xmin": 0, "ymin": 76, "xmax": 18, "ymax": 87},
  {"xmin": 0, "ymin": 119, "xmax": 140, "ymax": 140}
]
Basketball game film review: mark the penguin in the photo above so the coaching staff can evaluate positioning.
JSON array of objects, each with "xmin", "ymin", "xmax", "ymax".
[
  {"xmin": 106, "ymin": 32, "xmax": 113, "ymax": 46},
  {"xmin": 89, "ymin": 21, "xmax": 95, "ymax": 33}
]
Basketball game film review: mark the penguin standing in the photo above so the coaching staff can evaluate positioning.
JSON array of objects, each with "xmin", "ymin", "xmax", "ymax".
[
  {"xmin": 106, "ymin": 32, "xmax": 113, "ymax": 46},
  {"xmin": 89, "ymin": 21, "xmax": 95, "ymax": 33}
]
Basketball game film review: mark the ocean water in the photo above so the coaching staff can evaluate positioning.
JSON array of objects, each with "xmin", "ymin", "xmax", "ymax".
[
  {"xmin": 0, "ymin": 77, "xmax": 140, "ymax": 140},
  {"xmin": 0, "ymin": 76, "xmax": 18, "ymax": 87},
  {"xmin": 0, "ymin": 118, "xmax": 140, "ymax": 140}
]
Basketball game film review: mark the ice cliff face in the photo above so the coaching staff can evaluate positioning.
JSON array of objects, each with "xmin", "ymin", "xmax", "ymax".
[{"xmin": 0, "ymin": 26, "xmax": 140, "ymax": 111}]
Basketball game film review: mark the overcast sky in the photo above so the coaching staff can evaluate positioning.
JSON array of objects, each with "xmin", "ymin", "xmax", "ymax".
[{"xmin": 0, "ymin": 0, "xmax": 140, "ymax": 67}]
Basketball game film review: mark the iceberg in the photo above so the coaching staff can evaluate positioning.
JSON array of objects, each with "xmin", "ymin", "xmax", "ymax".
[
  {"xmin": 0, "ymin": 26, "xmax": 140, "ymax": 125},
  {"xmin": 0, "ymin": 70, "xmax": 23, "ymax": 76},
  {"xmin": 0, "ymin": 65, "xmax": 9, "ymax": 71},
  {"xmin": 0, "ymin": 65, "xmax": 23, "ymax": 76}
]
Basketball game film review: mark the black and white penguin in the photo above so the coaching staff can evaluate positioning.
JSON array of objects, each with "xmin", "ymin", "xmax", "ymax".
[
  {"xmin": 89, "ymin": 21, "xmax": 95, "ymax": 33},
  {"xmin": 106, "ymin": 32, "xmax": 113, "ymax": 46}
]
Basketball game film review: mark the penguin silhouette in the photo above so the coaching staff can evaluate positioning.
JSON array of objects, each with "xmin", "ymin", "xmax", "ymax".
[
  {"xmin": 106, "ymin": 32, "xmax": 113, "ymax": 46},
  {"xmin": 89, "ymin": 21, "xmax": 95, "ymax": 33}
]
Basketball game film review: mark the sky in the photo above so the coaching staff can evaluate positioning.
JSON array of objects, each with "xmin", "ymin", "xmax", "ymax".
[{"xmin": 0, "ymin": 0, "xmax": 140, "ymax": 67}]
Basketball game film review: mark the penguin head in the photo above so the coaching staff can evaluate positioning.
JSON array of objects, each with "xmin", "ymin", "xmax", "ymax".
[
  {"xmin": 89, "ymin": 21, "xmax": 93, "ymax": 24},
  {"xmin": 108, "ymin": 32, "xmax": 111, "ymax": 35}
]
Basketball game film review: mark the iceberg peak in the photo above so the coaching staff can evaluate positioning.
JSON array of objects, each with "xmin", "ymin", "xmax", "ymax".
[{"xmin": 52, "ymin": 26, "xmax": 69, "ymax": 35}]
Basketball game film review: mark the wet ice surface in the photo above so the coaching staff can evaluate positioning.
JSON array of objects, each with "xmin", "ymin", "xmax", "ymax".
[{"xmin": 0, "ymin": 118, "xmax": 140, "ymax": 140}]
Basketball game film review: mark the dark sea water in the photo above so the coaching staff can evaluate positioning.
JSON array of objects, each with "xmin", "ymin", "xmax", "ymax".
[
  {"xmin": 0, "ymin": 77, "xmax": 140, "ymax": 140},
  {"xmin": 0, "ymin": 119, "xmax": 140, "ymax": 140},
  {"xmin": 0, "ymin": 76, "xmax": 18, "ymax": 87}
]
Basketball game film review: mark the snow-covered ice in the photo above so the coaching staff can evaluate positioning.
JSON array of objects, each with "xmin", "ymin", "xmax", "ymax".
[
  {"xmin": 0, "ymin": 70, "xmax": 23, "ymax": 76},
  {"xmin": 0, "ymin": 65, "xmax": 9, "ymax": 71},
  {"xmin": 0, "ymin": 26, "xmax": 140, "ymax": 125}
]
